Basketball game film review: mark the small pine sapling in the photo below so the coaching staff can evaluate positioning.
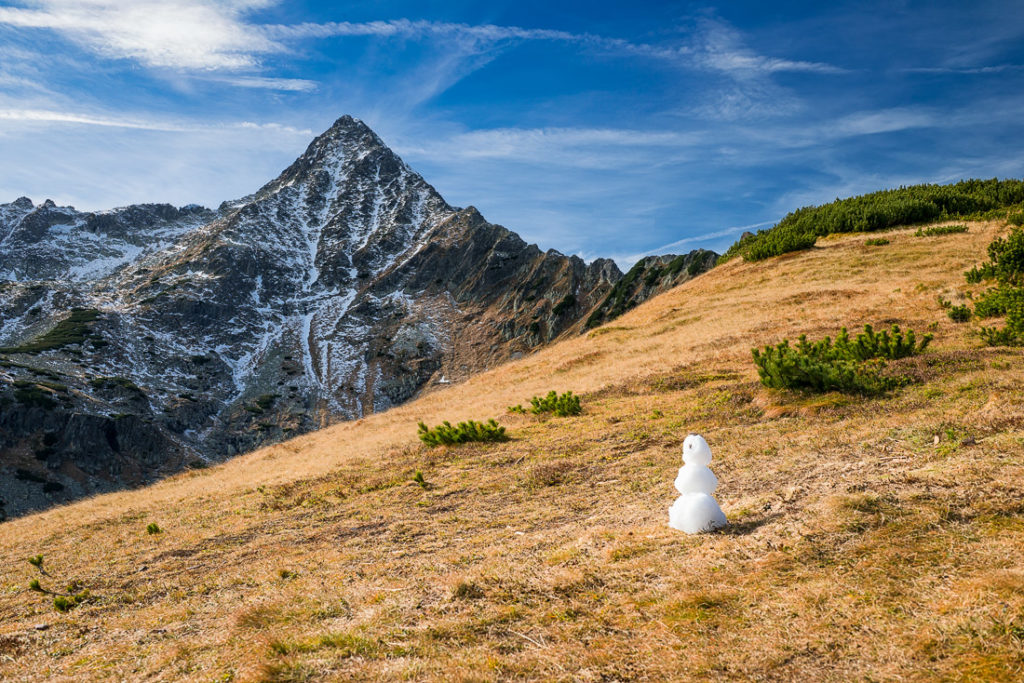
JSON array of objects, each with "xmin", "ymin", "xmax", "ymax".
[
  {"xmin": 417, "ymin": 419, "xmax": 509, "ymax": 447},
  {"xmin": 948, "ymin": 305, "xmax": 972, "ymax": 323},
  {"xmin": 529, "ymin": 390, "xmax": 583, "ymax": 417}
]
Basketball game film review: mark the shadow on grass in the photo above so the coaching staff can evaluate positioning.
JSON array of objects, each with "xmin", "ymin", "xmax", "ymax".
[{"xmin": 718, "ymin": 512, "xmax": 781, "ymax": 536}]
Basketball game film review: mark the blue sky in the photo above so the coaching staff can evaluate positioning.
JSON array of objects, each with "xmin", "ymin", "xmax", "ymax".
[{"xmin": 1, "ymin": 1, "xmax": 1023, "ymax": 266}]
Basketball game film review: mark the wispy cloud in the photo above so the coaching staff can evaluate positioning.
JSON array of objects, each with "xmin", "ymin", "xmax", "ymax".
[
  {"xmin": 692, "ymin": 19, "xmax": 847, "ymax": 76},
  {"xmin": 904, "ymin": 64, "xmax": 1024, "ymax": 74},
  {"xmin": 396, "ymin": 126, "xmax": 703, "ymax": 169},
  {"xmin": 680, "ymin": 17, "xmax": 847, "ymax": 121},
  {"xmin": 0, "ymin": 107, "xmax": 312, "ymax": 135},
  {"xmin": 209, "ymin": 75, "xmax": 318, "ymax": 91},
  {"xmin": 0, "ymin": 0, "xmax": 281, "ymax": 70}
]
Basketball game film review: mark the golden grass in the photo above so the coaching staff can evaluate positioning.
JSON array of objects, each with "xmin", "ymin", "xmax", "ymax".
[{"xmin": 2, "ymin": 221, "xmax": 1024, "ymax": 681}]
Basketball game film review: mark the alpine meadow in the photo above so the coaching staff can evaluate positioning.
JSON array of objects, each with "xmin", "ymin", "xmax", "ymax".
[{"xmin": 2, "ymin": 1, "xmax": 1024, "ymax": 681}]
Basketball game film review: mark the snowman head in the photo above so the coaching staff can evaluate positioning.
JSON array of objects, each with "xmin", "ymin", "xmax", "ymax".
[{"xmin": 682, "ymin": 434, "xmax": 712, "ymax": 466}]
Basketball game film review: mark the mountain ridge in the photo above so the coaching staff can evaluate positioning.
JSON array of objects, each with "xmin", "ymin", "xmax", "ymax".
[{"xmin": 0, "ymin": 115, "xmax": 715, "ymax": 518}]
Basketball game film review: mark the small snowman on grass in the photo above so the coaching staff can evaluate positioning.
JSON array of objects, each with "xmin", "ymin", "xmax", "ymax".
[{"xmin": 668, "ymin": 434, "xmax": 727, "ymax": 534}]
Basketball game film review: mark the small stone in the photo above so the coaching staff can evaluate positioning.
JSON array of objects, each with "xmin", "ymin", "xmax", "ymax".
[
  {"xmin": 33, "ymin": 623, "xmax": 49, "ymax": 631},
  {"xmin": 933, "ymin": 435, "xmax": 940, "ymax": 445},
  {"xmin": 961, "ymin": 437, "xmax": 977, "ymax": 447}
]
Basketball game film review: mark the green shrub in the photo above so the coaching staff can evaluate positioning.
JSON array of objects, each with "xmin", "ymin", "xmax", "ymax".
[
  {"xmin": 915, "ymin": 224, "xmax": 969, "ymax": 237},
  {"xmin": 965, "ymin": 264, "xmax": 996, "ymax": 283},
  {"xmin": 979, "ymin": 323, "xmax": 1023, "ymax": 346},
  {"xmin": 948, "ymin": 305, "xmax": 972, "ymax": 323},
  {"xmin": 551, "ymin": 294, "xmax": 576, "ymax": 316},
  {"xmin": 417, "ymin": 419, "xmax": 509, "ymax": 447},
  {"xmin": 412, "ymin": 470, "xmax": 428, "ymax": 488},
  {"xmin": 529, "ymin": 390, "xmax": 582, "ymax": 417},
  {"xmin": 965, "ymin": 228, "xmax": 1024, "ymax": 345},
  {"xmin": 0, "ymin": 308, "xmax": 100, "ymax": 354},
  {"xmin": 973, "ymin": 287, "xmax": 1024, "ymax": 318},
  {"xmin": 507, "ymin": 404, "xmax": 526, "ymax": 414},
  {"xmin": 146, "ymin": 522, "xmax": 162, "ymax": 535},
  {"xmin": 981, "ymin": 227, "xmax": 1024, "ymax": 286},
  {"xmin": 742, "ymin": 227, "xmax": 817, "ymax": 261},
  {"xmin": 865, "ymin": 238, "xmax": 890, "ymax": 246},
  {"xmin": 752, "ymin": 325, "xmax": 931, "ymax": 395},
  {"xmin": 89, "ymin": 376, "xmax": 144, "ymax": 394},
  {"xmin": 752, "ymin": 345, "xmax": 894, "ymax": 394},
  {"xmin": 53, "ymin": 590, "xmax": 90, "ymax": 612},
  {"xmin": 13, "ymin": 385, "xmax": 57, "ymax": 409},
  {"xmin": 28, "ymin": 555, "xmax": 43, "ymax": 569},
  {"xmin": 29, "ymin": 579, "xmax": 43, "ymax": 592}
]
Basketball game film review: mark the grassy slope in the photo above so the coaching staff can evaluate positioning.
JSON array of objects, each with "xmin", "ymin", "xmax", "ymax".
[{"xmin": 2, "ymin": 221, "xmax": 1023, "ymax": 682}]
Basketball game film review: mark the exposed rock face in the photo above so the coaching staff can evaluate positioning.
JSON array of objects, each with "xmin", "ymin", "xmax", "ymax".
[
  {"xmin": 0, "ymin": 116, "xmax": 645, "ymax": 517},
  {"xmin": 585, "ymin": 250, "xmax": 718, "ymax": 329}
]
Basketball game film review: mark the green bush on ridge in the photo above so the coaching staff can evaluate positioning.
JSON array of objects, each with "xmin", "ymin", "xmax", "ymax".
[
  {"xmin": 722, "ymin": 178, "xmax": 1024, "ymax": 262},
  {"xmin": 417, "ymin": 419, "xmax": 509, "ymax": 447},
  {"xmin": 752, "ymin": 324, "xmax": 932, "ymax": 395},
  {"xmin": 963, "ymin": 227, "xmax": 1024, "ymax": 345},
  {"xmin": 529, "ymin": 390, "xmax": 582, "ymax": 417},
  {"xmin": 915, "ymin": 224, "xmax": 969, "ymax": 237}
]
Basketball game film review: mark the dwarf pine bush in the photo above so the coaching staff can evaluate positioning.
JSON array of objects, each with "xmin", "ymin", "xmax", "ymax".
[
  {"xmin": 53, "ymin": 590, "xmax": 90, "ymax": 613},
  {"xmin": 915, "ymin": 224, "xmax": 969, "ymax": 237},
  {"xmin": 146, "ymin": 522, "xmax": 162, "ymax": 535},
  {"xmin": 752, "ymin": 325, "xmax": 931, "ymax": 394},
  {"xmin": 865, "ymin": 238, "xmax": 890, "ymax": 246},
  {"xmin": 833, "ymin": 324, "xmax": 932, "ymax": 361},
  {"xmin": 741, "ymin": 227, "xmax": 817, "ymax": 261},
  {"xmin": 529, "ymin": 390, "xmax": 582, "ymax": 417},
  {"xmin": 417, "ymin": 419, "xmax": 509, "ymax": 447},
  {"xmin": 964, "ymin": 227, "xmax": 1024, "ymax": 345},
  {"xmin": 948, "ymin": 305, "xmax": 972, "ymax": 323}
]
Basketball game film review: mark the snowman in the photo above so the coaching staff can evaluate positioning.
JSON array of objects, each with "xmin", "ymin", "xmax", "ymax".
[{"xmin": 668, "ymin": 434, "xmax": 727, "ymax": 534}]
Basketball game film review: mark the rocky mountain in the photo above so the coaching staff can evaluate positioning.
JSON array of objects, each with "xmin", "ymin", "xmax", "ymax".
[
  {"xmin": 585, "ymin": 251, "xmax": 719, "ymax": 329},
  {"xmin": 0, "ymin": 115, "xmax": 714, "ymax": 519}
]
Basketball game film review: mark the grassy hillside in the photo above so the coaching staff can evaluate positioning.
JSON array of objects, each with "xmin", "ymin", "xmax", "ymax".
[{"xmin": 2, "ymin": 220, "xmax": 1024, "ymax": 681}]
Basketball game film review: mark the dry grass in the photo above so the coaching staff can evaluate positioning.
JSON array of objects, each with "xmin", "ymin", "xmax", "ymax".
[{"xmin": 2, "ymin": 222, "xmax": 1023, "ymax": 681}]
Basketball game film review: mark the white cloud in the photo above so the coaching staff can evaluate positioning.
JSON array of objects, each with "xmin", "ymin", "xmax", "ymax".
[
  {"xmin": 0, "ymin": 0, "xmax": 281, "ymax": 70},
  {"xmin": 691, "ymin": 17, "xmax": 847, "ymax": 77},
  {"xmin": 832, "ymin": 108, "xmax": 936, "ymax": 136},
  {"xmin": 210, "ymin": 76, "xmax": 317, "ymax": 91},
  {"xmin": 395, "ymin": 126, "xmax": 703, "ymax": 169},
  {"xmin": 904, "ymin": 64, "xmax": 1024, "ymax": 74},
  {"xmin": 0, "ymin": 107, "xmax": 312, "ymax": 135},
  {"xmin": 681, "ymin": 17, "xmax": 846, "ymax": 120}
]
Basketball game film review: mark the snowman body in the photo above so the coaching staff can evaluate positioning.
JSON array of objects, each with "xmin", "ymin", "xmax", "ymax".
[{"xmin": 668, "ymin": 434, "xmax": 727, "ymax": 534}]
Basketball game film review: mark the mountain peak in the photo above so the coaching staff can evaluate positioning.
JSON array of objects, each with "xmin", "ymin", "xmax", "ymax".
[{"xmin": 327, "ymin": 114, "xmax": 372, "ymax": 135}]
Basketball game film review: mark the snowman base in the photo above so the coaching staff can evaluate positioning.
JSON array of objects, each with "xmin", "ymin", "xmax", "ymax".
[{"xmin": 668, "ymin": 492, "xmax": 727, "ymax": 534}]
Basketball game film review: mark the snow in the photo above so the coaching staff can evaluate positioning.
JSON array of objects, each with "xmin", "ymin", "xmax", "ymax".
[{"xmin": 668, "ymin": 434, "xmax": 728, "ymax": 534}]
